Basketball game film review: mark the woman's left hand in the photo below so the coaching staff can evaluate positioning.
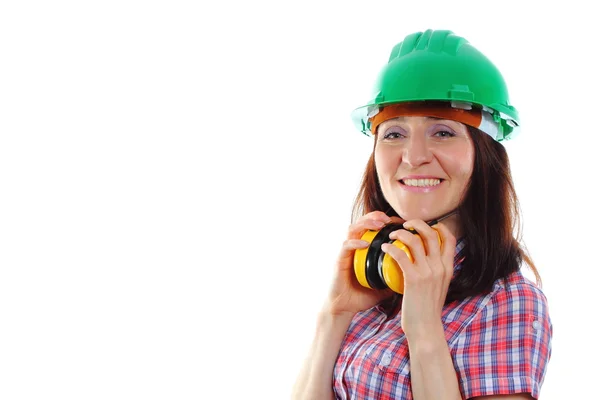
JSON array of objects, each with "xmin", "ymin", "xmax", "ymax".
[{"xmin": 381, "ymin": 219, "xmax": 457, "ymax": 340}]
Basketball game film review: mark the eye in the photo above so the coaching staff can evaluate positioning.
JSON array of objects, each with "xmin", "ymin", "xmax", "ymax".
[
  {"xmin": 382, "ymin": 127, "xmax": 405, "ymax": 140},
  {"xmin": 433, "ymin": 129, "xmax": 456, "ymax": 138}
]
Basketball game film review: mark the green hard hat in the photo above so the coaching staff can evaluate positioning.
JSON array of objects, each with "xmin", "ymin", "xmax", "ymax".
[{"xmin": 351, "ymin": 29, "xmax": 519, "ymax": 141}]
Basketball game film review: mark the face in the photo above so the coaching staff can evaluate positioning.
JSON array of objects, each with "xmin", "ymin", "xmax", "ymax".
[{"xmin": 374, "ymin": 116, "xmax": 475, "ymax": 232}]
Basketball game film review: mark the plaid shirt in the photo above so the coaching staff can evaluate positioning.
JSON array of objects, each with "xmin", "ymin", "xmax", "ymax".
[{"xmin": 333, "ymin": 239, "xmax": 552, "ymax": 399}]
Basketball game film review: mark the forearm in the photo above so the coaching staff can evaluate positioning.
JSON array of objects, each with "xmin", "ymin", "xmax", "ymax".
[
  {"xmin": 407, "ymin": 323, "xmax": 462, "ymax": 400},
  {"xmin": 292, "ymin": 310, "xmax": 354, "ymax": 400}
]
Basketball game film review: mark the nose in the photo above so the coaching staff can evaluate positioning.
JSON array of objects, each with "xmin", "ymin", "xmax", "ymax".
[{"xmin": 402, "ymin": 133, "xmax": 432, "ymax": 167}]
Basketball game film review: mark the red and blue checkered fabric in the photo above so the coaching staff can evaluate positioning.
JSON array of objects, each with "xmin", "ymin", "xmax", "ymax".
[{"xmin": 333, "ymin": 239, "xmax": 552, "ymax": 399}]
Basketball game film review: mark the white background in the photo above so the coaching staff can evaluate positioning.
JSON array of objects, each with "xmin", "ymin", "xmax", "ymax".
[{"xmin": 1, "ymin": 1, "xmax": 597, "ymax": 399}]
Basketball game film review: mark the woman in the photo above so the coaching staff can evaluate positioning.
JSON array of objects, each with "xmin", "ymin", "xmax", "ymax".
[{"xmin": 292, "ymin": 30, "xmax": 552, "ymax": 399}]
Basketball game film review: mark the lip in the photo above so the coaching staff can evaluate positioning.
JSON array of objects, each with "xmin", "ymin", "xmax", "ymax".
[
  {"xmin": 400, "ymin": 175, "xmax": 442, "ymax": 180},
  {"xmin": 398, "ymin": 178, "xmax": 444, "ymax": 193}
]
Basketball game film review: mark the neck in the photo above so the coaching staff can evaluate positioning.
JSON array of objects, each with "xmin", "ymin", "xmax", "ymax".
[
  {"xmin": 438, "ymin": 213, "xmax": 462, "ymax": 239},
  {"xmin": 427, "ymin": 210, "xmax": 462, "ymax": 239}
]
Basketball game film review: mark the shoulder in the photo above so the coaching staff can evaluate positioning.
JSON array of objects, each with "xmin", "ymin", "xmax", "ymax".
[
  {"xmin": 455, "ymin": 269, "xmax": 553, "ymax": 358},
  {"xmin": 487, "ymin": 270, "xmax": 551, "ymax": 321},
  {"xmin": 454, "ymin": 270, "xmax": 553, "ymax": 399}
]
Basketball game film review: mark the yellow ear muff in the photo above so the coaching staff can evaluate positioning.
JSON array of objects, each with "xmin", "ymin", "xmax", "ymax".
[{"xmin": 354, "ymin": 229, "xmax": 378, "ymax": 289}]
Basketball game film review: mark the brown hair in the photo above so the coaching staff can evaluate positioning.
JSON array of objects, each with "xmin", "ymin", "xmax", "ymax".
[{"xmin": 351, "ymin": 126, "xmax": 541, "ymax": 303}]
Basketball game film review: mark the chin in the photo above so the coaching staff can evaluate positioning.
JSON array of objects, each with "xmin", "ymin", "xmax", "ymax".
[{"xmin": 395, "ymin": 208, "xmax": 455, "ymax": 224}]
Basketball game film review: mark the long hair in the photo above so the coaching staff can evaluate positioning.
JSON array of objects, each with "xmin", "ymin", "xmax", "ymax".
[{"xmin": 351, "ymin": 126, "xmax": 541, "ymax": 303}]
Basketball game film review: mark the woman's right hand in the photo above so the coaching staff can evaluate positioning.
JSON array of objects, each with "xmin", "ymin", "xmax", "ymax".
[{"xmin": 325, "ymin": 211, "xmax": 404, "ymax": 317}]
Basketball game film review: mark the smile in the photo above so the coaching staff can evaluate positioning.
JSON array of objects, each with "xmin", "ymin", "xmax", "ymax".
[
  {"xmin": 400, "ymin": 178, "xmax": 442, "ymax": 187},
  {"xmin": 398, "ymin": 178, "xmax": 444, "ymax": 193}
]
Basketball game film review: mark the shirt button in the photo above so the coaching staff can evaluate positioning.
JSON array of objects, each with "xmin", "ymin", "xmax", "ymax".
[
  {"xmin": 382, "ymin": 353, "xmax": 392, "ymax": 366},
  {"xmin": 532, "ymin": 320, "xmax": 541, "ymax": 330}
]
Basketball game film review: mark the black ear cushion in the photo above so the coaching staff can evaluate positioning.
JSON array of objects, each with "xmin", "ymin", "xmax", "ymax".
[{"xmin": 365, "ymin": 223, "xmax": 404, "ymax": 289}]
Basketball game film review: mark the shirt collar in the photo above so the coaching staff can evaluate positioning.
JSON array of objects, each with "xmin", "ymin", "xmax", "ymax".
[{"xmin": 453, "ymin": 236, "xmax": 466, "ymax": 275}]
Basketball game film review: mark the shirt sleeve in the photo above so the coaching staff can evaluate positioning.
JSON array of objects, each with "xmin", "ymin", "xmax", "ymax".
[{"xmin": 452, "ymin": 279, "xmax": 552, "ymax": 399}]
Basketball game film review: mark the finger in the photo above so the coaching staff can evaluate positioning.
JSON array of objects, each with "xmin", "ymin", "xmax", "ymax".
[
  {"xmin": 388, "ymin": 215, "xmax": 406, "ymax": 225},
  {"xmin": 347, "ymin": 218, "xmax": 387, "ymax": 239},
  {"xmin": 388, "ymin": 228, "xmax": 428, "ymax": 272},
  {"xmin": 402, "ymin": 219, "xmax": 450, "ymax": 285},
  {"xmin": 432, "ymin": 222, "xmax": 457, "ymax": 271},
  {"xmin": 338, "ymin": 238, "xmax": 370, "ymax": 264},
  {"xmin": 348, "ymin": 211, "xmax": 401, "ymax": 239},
  {"xmin": 381, "ymin": 242, "xmax": 417, "ymax": 279},
  {"xmin": 402, "ymin": 219, "xmax": 441, "ymax": 259},
  {"xmin": 361, "ymin": 211, "xmax": 394, "ymax": 225},
  {"xmin": 390, "ymin": 229, "xmax": 432, "ymax": 278},
  {"xmin": 342, "ymin": 239, "xmax": 371, "ymax": 252},
  {"xmin": 356, "ymin": 210, "xmax": 405, "ymax": 227}
]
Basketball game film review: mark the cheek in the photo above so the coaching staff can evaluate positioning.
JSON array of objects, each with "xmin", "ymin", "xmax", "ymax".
[
  {"xmin": 455, "ymin": 149, "xmax": 475, "ymax": 184},
  {"xmin": 439, "ymin": 145, "xmax": 475, "ymax": 180},
  {"xmin": 457, "ymin": 152, "xmax": 475, "ymax": 177},
  {"xmin": 374, "ymin": 146, "xmax": 397, "ymax": 176}
]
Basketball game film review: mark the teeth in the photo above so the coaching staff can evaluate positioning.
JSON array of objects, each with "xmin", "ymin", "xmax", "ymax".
[{"xmin": 403, "ymin": 178, "xmax": 441, "ymax": 187}]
